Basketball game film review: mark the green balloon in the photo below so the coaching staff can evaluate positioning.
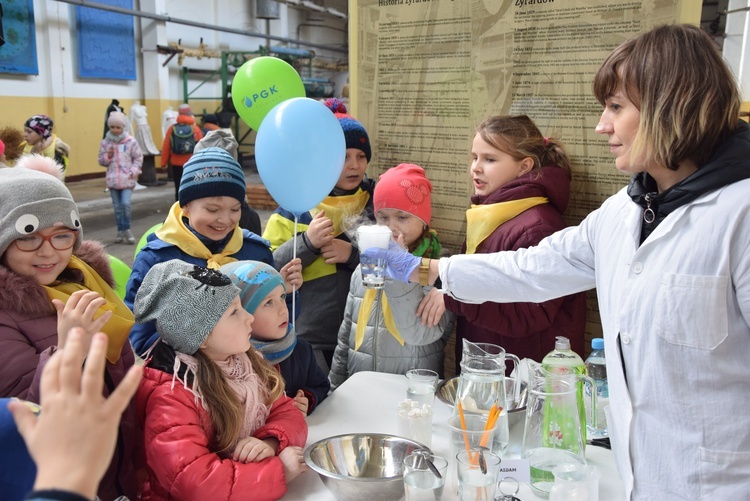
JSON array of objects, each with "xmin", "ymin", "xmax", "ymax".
[
  {"xmin": 134, "ymin": 223, "xmax": 162, "ymax": 259},
  {"xmin": 231, "ymin": 56, "xmax": 306, "ymax": 131},
  {"xmin": 107, "ymin": 255, "xmax": 132, "ymax": 301}
]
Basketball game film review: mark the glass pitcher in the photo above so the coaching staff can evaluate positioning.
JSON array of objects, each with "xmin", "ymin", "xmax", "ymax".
[
  {"xmin": 452, "ymin": 340, "xmax": 520, "ymax": 455},
  {"xmin": 522, "ymin": 373, "xmax": 596, "ymax": 498}
]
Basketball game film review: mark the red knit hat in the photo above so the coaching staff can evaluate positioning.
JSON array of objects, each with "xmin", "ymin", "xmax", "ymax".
[{"xmin": 374, "ymin": 164, "xmax": 432, "ymax": 226}]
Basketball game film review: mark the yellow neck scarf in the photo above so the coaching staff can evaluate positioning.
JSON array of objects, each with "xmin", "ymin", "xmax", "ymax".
[
  {"xmin": 43, "ymin": 256, "xmax": 134, "ymax": 364},
  {"xmin": 465, "ymin": 197, "xmax": 548, "ymax": 254},
  {"xmin": 355, "ymin": 289, "xmax": 405, "ymax": 351},
  {"xmin": 312, "ymin": 190, "xmax": 371, "ymax": 237},
  {"xmin": 303, "ymin": 190, "xmax": 371, "ymax": 281},
  {"xmin": 156, "ymin": 202, "xmax": 243, "ymax": 269}
]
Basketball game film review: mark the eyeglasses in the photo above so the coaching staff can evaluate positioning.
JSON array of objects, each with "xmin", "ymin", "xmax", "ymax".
[{"xmin": 12, "ymin": 231, "xmax": 78, "ymax": 252}]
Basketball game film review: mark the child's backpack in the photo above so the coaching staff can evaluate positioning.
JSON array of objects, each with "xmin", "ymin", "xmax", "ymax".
[{"xmin": 170, "ymin": 124, "xmax": 197, "ymax": 154}]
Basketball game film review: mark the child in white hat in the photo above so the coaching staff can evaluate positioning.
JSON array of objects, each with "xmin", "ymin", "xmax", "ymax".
[{"xmin": 98, "ymin": 110, "xmax": 144, "ymax": 244}]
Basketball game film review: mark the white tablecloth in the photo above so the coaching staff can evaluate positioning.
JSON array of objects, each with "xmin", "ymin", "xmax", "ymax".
[{"xmin": 284, "ymin": 371, "xmax": 626, "ymax": 500}]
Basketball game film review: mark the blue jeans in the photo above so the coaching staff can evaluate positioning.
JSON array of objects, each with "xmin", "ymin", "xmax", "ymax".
[{"xmin": 110, "ymin": 188, "xmax": 132, "ymax": 231}]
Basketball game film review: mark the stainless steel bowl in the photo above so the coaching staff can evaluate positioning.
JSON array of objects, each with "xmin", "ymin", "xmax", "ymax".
[
  {"xmin": 304, "ymin": 433, "xmax": 429, "ymax": 501},
  {"xmin": 436, "ymin": 376, "xmax": 528, "ymax": 427}
]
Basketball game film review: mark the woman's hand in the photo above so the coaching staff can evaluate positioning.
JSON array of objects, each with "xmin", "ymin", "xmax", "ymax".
[
  {"xmin": 53, "ymin": 290, "xmax": 113, "ymax": 349},
  {"xmin": 362, "ymin": 239, "xmax": 421, "ymax": 283},
  {"xmin": 232, "ymin": 436, "xmax": 276, "ymax": 463},
  {"xmin": 306, "ymin": 211, "xmax": 334, "ymax": 249},
  {"xmin": 280, "ymin": 258, "xmax": 303, "ymax": 290},
  {"xmin": 279, "ymin": 446, "xmax": 309, "ymax": 482},
  {"xmin": 417, "ymin": 287, "xmax": 446, "ymax": 327}
]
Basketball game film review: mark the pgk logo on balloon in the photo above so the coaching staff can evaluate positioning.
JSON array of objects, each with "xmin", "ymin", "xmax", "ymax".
[{"xmin": 243, "ymin": 86, "xmax": 280, "ymax": 108}]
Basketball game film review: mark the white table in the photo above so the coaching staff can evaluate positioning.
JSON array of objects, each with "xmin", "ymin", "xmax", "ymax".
[{"xmin": 284, "ymin": 371, "xmax": 626, "ymax": 500}]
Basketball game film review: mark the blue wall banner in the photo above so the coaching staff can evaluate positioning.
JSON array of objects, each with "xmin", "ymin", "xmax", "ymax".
[
  {"xmin": 76, "ymin": 0, "xmax": 136, "ymax": 80},
  {"xmin": 0, "ymin": 0, "xmax": 39, "ymax": 75}
]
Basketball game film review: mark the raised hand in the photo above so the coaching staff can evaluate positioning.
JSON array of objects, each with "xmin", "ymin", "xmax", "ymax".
[
  {"xmin": 8, "ymin": 329, "xmax": 142, "ymax": 499},
  {"xmin": 280, "ymin": 258, "xmax": 303, "ymax": 290},
  {"xmin": 53, "ymin": 290, "xmax": 113, "ymax": 349},
  {"xmin": 306, "ymin": 210, "xmax": 334, "ymax": 249}
]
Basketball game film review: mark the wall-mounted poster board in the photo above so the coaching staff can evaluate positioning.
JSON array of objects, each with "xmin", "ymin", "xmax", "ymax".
[
  {"xmin": 0, "ymin": 0, "xmax": 39, "ymax": 75},
  {"xmin": 350, "ymin": 0, "xmax": 701, "ymax": 341},
  {"xmin": 76, "ymin": 0, "xmax": 136, "ymax": 80}
]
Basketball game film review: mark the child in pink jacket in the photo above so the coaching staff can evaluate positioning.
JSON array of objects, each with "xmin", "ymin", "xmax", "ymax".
[{"xmin": 98, "ymin": 111, "xmax": 143, "ymax": 244}]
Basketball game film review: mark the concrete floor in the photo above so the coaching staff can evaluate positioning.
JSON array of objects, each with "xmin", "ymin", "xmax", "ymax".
[{"xmin": 71, "ymin": 170, "xmax": 274, "ymax": 268}]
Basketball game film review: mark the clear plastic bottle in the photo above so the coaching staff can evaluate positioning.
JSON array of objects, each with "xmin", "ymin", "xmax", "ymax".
[
  {"xmin": 585, "ymin": 338, "xmax": 608, "ymax": 438},
  {"xmin": 542, "ymin": 336, "xmax": 588, "ymax": 448}
]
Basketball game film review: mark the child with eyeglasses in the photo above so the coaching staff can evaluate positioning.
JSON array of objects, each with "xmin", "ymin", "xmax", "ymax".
[{"xmin": 0, "ymin": 155, "xmax": 141, "ymax": 500}]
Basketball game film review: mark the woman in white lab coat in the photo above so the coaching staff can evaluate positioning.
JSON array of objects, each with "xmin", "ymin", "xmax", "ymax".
[{"xmin": 373, "ymin": 24, "xmax": 750, "ymax": 500}]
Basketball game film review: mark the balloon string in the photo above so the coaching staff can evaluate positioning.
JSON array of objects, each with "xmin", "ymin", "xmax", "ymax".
[{"xmin": 291, "ymin": 215, "xmax": 298, "ymax": 327}]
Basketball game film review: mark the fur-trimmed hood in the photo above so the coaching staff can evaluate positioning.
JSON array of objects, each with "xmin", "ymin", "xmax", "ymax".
[{"xmin": 0, "ymin": 240, "xmax": 115, "ymax": 317}]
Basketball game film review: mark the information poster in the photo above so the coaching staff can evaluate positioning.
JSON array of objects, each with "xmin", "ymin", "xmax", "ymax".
[{"xmin": 351, "ymin": 0, "xmax": 700, "ymax": 342}]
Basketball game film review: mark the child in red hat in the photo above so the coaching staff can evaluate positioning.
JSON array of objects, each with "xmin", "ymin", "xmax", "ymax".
[{"xmin": 328, "ymin": 163, "xmax": 454, "ymax": 389}]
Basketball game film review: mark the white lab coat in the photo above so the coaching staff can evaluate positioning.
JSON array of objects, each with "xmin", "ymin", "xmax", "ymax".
[{"xmin": 440, "ymin": 182, "xmax": 750, "ymax": 500}]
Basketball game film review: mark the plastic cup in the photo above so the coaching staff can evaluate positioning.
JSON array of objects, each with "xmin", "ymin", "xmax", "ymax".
[
  {"xmin": 456, "ymin": 449, "xmax": 501, "ymax": 501},
  {"xmin": 357, "ymin": 225, "xmax": 391, "ymax": 289},
  {"xmin": 405, "ymin": 369, "xmax": 438, "ymax": 407},
  {"xmin": 448, "ymin": 414, "xmax": 497, "ymax": 467},
  {"xmin": 549, "ymin": 464, "xmax": 600, "ymax": 501},
  {"xmin": 397, "ymin": 399, "xmax": 433, "ymax": 447},
  {"xmin": 403, "ymin": 452, "xmax": 448, "ymax": 501}
]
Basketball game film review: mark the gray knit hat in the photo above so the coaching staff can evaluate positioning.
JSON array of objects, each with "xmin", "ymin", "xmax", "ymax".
[
  {"xmin": 194, "ymin": 130, "xmax": 239, "ymax": 160},
  {"xmin": 0, "ymin": 167, "xmax": 82, "ymax": 256},
  {"xmin": 220, "ymin": 261, "xmax": 285, "ymax": 315},
  {"xmin": 134, "ymin": 260, "xmax": 241, "ymax": 355}
]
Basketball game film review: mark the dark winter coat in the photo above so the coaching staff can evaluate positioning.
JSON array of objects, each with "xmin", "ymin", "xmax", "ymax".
[
  {"xmin": 277, "ymin": 337, "xmax": 330, "ymax": 413},
  {"xmin": 444, "ymin": 165, "xmax": 587, "ymax": 368}
]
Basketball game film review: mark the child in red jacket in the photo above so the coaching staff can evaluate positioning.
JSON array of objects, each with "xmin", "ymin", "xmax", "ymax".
[{"xmin": 133, "ymin": 260, "xmax": 308, "ymax": 501}]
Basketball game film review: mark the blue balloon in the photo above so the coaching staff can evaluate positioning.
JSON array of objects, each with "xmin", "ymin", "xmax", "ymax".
[{"xmin": 255, "ymin": 98, "xmax": 346, "ymax": 215}]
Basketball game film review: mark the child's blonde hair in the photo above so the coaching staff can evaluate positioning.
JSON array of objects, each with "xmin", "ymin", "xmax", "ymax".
[{"xmin": 195, "ymin": 348, "xmax": 284, "ymax": 453}]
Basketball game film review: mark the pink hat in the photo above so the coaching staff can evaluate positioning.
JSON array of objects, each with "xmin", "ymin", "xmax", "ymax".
[
  {"xmin": 0, "ymin": 139, "xmax": 5, "ymax": 158},
  {"xmin": 178, "ymin": 103, "xmax": 192, "ymax": 116},
  {"xmin": 107, "ymin": 111, "xmax": 127, "ymax": 129},
  {"xmin": 374, "ymin": 163, "xmax": 432, "ymax": 226}
]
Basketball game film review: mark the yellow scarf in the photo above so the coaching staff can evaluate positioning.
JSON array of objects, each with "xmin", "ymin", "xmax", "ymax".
[
  {"xmin": 303, "ymin": 190, "xmax": 371, "ymax": 281},
  {"xmin": 43, "ymin": 256, "xmax": 134, "ymax": 364},
  {"xmin": 465, "ymin": 197, "xmax": 548, "ymax": 254},
  {"xmin": 312, "ymin": 190, "xmax": 371, "ymax": 237},
  {"xmin": 355, "ymin": 289, "xmax": 405, "ymax": 351},
  {"xmin": 156, "ymin": 202, "xmax": 243, "ymax": 270}
]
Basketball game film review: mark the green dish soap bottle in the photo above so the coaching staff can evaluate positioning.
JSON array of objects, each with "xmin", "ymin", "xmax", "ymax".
[{"xmin": 542, "ymin": 336, "xmax": 588, "ymax": 451}]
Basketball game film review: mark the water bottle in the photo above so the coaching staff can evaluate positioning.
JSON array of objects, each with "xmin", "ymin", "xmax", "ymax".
[
  {"xmin": 585, "ymin": 338, "xmax": 608, "ymax": 438},
  {"xmin": 542, "ymin": 336, "xmax": 588, "ymax": 448}
]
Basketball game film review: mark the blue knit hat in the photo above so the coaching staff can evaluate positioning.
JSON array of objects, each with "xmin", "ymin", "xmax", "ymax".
[
  {"xmin": 220, "ymin": 260, "xmax": 285, "ymax": 315},
  {"xmin": 220, "ymin": 260, "xmax": 297, "ymax": 363},
  {"xmin": 178, "ymin": 147, "xmax": 246, "ymax": 207},
  {"xmin": 324, "ymin": 98, "xmax": 371, "ymax": 162}
]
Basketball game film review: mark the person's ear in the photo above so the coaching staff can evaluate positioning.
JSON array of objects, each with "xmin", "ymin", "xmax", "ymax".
[{"xmin": 518, "ymin": 157, "xmax": 534, "ymax": 177}]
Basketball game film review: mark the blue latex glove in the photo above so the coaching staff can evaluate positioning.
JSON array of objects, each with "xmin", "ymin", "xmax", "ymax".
[{"xmin": 362, "ymin": 239, "xmax": 421, "ymax": 283}]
